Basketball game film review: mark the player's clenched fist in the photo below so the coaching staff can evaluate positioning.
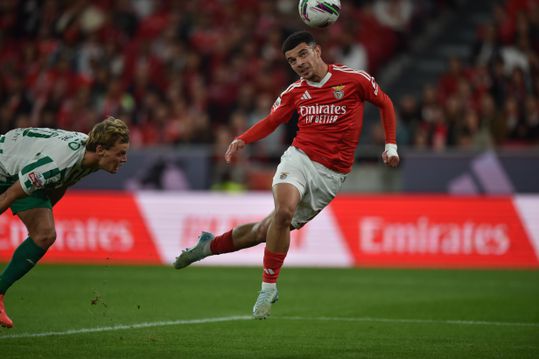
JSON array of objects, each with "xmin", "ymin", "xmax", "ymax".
[
  {"xmin": 382, "ymin": 143, "xmax": 400, "ymax": 168},
  {"xmin": 225, "ymin": 139, "xmax": 246, "ymax": 164}
]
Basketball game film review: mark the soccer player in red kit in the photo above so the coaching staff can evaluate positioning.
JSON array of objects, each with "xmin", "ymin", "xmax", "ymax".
[{"xmin": 174, "ymin": 31, "xmax": 399, "ymax": 319}]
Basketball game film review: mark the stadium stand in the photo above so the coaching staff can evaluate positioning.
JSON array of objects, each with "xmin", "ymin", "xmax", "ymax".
[{"xmin": 0, "ymin": 0, "xmax": 537, "ymax": 189}]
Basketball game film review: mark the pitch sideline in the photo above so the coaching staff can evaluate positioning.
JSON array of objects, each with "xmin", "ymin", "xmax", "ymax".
[{"xmin": 1, "ymin": 315, "xmax": 538, "ymax": 339}]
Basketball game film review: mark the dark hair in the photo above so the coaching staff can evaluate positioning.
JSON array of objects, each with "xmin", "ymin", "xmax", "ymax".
[{"xmin": 281, "ymin": 31, "xmax": 316, "ymax": 53}]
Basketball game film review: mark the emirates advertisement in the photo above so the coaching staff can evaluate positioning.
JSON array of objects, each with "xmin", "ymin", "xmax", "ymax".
[
  {"xmin": 0, "ymin": 192, "xmax": 537, "ymax": 268},
  {"xmin": 0, "ymin": 193, "xmax": 160, "ymax": 265},
  {"xmin": 331, "ymin": 196, "xmax": 539, "ymax": 268}
]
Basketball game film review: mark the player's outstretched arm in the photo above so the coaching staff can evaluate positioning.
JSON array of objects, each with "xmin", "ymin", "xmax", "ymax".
[
  {"xmin": 0, "ymin": 181, "xmax": 27, "ymax": 215},
  {"xmin": 225, "ymin": 139, "xmax": 246, "ymax": 164}
]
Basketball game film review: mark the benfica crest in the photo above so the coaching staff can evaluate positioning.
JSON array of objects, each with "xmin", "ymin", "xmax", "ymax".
[{"xmin": 332, "ymin": 85, "xmax": 345, "ymax": 100}]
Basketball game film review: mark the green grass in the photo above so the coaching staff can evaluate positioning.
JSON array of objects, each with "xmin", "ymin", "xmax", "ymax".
[{"xmin": 1, "ymin": 265, "xmax": 538, "ymax": 358}]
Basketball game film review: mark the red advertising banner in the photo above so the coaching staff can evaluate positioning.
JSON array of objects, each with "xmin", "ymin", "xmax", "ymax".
[
  {"xmin": 0, "ymin": 192, "xmax": 160, "ymax": 265},
  {"xmin": 330, "ymin": 196, "xmax": 539, "ymax": 268},
  {"xmin": 1, "ymin": 192, "xmax": 538, "ymax": 268}
]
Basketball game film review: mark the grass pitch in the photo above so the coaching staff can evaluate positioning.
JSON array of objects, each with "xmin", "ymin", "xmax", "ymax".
[{"xmin": 0, "ymin": 265, "xmax": 538, "ymax": 358}]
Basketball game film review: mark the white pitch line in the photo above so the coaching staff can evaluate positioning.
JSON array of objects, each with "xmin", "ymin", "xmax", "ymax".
[
  {"xmin": 0, "ymin": 316, "xmax": 251, "ymax": 340},
  {"xmin": 1, "ymin": 315, "xmax": 538, "ymax": 340}
]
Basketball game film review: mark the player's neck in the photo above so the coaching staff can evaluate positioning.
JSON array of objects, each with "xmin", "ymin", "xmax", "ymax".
[
  {"xmin": 81, "ymin": 151, "xmax": 99, "ymax": 169},
  {"xmin": 310, "ymin": 63, "xmax": 329, "ymax": 83}
]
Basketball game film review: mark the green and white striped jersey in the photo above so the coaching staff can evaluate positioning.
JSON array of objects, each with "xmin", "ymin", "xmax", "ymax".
[{"xmin": 0, "ymin": 128, "xmax": 97, "ymax": 194}]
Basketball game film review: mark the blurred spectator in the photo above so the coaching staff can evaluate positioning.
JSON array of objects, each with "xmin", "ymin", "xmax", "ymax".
[
  {"xmin": 501, "ymin": 34, "xmax": 531, "ymax": 74},
  {"xmin": 331, "ymin": 31, "xmax": 369, "ymax": 71},
  {"xmin": 524, "ymin": 94, "xmax": 539, "ymax": 143},
  {"xmin": 126, "ymin": 157, "xmax": 191, "ymax": 190},
  {"xmin": 247, "ymin": 93, "xmax": 285, "ymax": 158},
  {"xmin": 471, "ymin": 23, "xmax": 501, "ymax": 67},
  {"xmin": 396, "ymin": 95, "xmax": 420, "ymax": 146},
  {"xmin": 373, "ymin": 0, "xmax": 414, "ymax": 51}
]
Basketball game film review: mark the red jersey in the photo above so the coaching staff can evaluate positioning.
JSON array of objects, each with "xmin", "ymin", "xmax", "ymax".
[{"xmin": 238, "ymin": 64, "xmax": 396, "ymax": 173}]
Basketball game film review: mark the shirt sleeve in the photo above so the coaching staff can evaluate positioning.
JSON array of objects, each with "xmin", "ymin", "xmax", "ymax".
[
  {"xmin": 357, "ymin": 73, "xmax": 397, "ymax": 144},
  {"xmin": 237, "ymin": 91, "xmax": 296, "ymax": 144},
  {"xmin": 18, "ymin": 156, "xmax": 62, "ymax": 195}
]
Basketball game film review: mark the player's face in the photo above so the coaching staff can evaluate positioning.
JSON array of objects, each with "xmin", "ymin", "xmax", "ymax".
[
  {"xmin": 285, "ymin": 43, "xmax": 324, "ymax": 81},
  {"xmin": 97, "ymin": 140, "xmax": 129, "ymax": 174}
]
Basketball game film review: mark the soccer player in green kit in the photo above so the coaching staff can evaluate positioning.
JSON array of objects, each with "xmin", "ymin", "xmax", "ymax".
[{"xmin": 0, "ymin": 117, "xmax": 129, "ymax": 328}]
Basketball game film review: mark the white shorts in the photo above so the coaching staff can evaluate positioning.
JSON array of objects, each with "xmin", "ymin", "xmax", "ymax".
[{"xmin": 272, "ymin": 146, "xmax": 347, "ymax": 229}]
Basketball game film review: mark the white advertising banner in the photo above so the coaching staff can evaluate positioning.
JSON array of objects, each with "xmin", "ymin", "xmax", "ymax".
[{"xmin": 134, "ymin": 192, "xmax": 353, "ymax": 267}]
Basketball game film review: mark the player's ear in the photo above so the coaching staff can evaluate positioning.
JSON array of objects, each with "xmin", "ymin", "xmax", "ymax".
[
  {"xmin": 314, "ymin": 44, "xmax": 322, "ymax": 57},
  {"xmin": 95, "ymin": 144, "xmax": 106, "ymax": 156}
]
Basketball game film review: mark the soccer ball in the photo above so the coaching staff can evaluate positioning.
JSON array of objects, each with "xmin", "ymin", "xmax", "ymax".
[{"xmin": 298, "ymin": 0, "xmax": 341, "ymax": 28}]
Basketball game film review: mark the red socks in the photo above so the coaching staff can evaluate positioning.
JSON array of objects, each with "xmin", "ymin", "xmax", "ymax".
[
  {"xmin": 209, "ymin": 230, "xmax": 287, "ymax": 284},
  {"xmin": 262, "ymin": 248, "xmax": 287, "ymax": 283},
  {"xmin": 209, "ymin": 230, "xmax": 235, "ymax": 255}
]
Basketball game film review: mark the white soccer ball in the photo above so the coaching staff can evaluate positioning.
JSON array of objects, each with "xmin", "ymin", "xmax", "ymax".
[{"xmin": 298, "ymin": 0, "xmax": 341, "ymax": 28}]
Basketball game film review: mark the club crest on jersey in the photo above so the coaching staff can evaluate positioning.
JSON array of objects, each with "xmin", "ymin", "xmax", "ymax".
[{"xmin": 332, "ymin": 85, "xmax": 345, "ymax": 100}]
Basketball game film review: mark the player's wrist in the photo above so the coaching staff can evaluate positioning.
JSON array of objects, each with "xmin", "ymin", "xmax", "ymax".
[{"xmin": 384, "ymin": 143, "xmax": 398, "ymax": 157}]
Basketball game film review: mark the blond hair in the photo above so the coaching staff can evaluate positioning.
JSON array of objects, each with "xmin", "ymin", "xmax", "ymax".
[{"xmin": 85, "ymin": 116, "xmax": 129, "ymax": 151}]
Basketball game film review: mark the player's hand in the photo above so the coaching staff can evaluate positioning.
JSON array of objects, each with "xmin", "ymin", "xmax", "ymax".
[
  {"xmin": 382, "ymin": 143, "xmax": 400, "ymax": 168},
  {"xmin": 225, "ymin": 139, "xmax": 246, "ymax": 164}
]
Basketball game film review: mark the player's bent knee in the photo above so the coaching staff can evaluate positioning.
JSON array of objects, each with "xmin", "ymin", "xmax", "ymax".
[
  {"xmin": 273, "ymin": 206, "xmax": 295, "ymax": 228},
  {"xmin": 31, "ymin": 229, "xmax": 57, "ymax": 249}
]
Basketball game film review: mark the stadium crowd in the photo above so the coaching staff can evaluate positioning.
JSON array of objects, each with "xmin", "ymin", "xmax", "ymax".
[
  {"xmin": 0, "ymin": 0, "xmax": 537, "ymax": 163},
  {"xmin": 394, "ymin": 0, "xmax": 539, "ymax": 151}
]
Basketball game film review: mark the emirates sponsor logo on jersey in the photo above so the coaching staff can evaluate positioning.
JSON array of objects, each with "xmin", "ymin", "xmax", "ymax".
[{"xmin": 299, "ymin": 104, "xmax": 347, "ymax": 124}]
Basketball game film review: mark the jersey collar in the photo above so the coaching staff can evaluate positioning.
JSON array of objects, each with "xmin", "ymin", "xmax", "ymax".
[{"xmin": 306, "ymin": 67, "xmax": 332, "ymax": 88}]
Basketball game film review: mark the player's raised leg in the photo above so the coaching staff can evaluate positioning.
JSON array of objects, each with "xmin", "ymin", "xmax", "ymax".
[
  {"xmin": 253, "ymin": 183, "xmax": 300, "ymax": 319},
  {"xmin": 174, "ymin": 214, "xmax": 273, "ymax": 269}
]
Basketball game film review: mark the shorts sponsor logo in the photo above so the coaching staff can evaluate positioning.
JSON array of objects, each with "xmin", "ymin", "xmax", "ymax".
[{"xmin": 280, "ymin": 172, "xmax": 288, "ymax": 180}]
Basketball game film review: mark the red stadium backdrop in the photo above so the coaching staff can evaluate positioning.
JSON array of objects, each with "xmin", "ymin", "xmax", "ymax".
[{"xmin": 0, "ymin": 192, "xmax": 538, "ymax": 268}]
